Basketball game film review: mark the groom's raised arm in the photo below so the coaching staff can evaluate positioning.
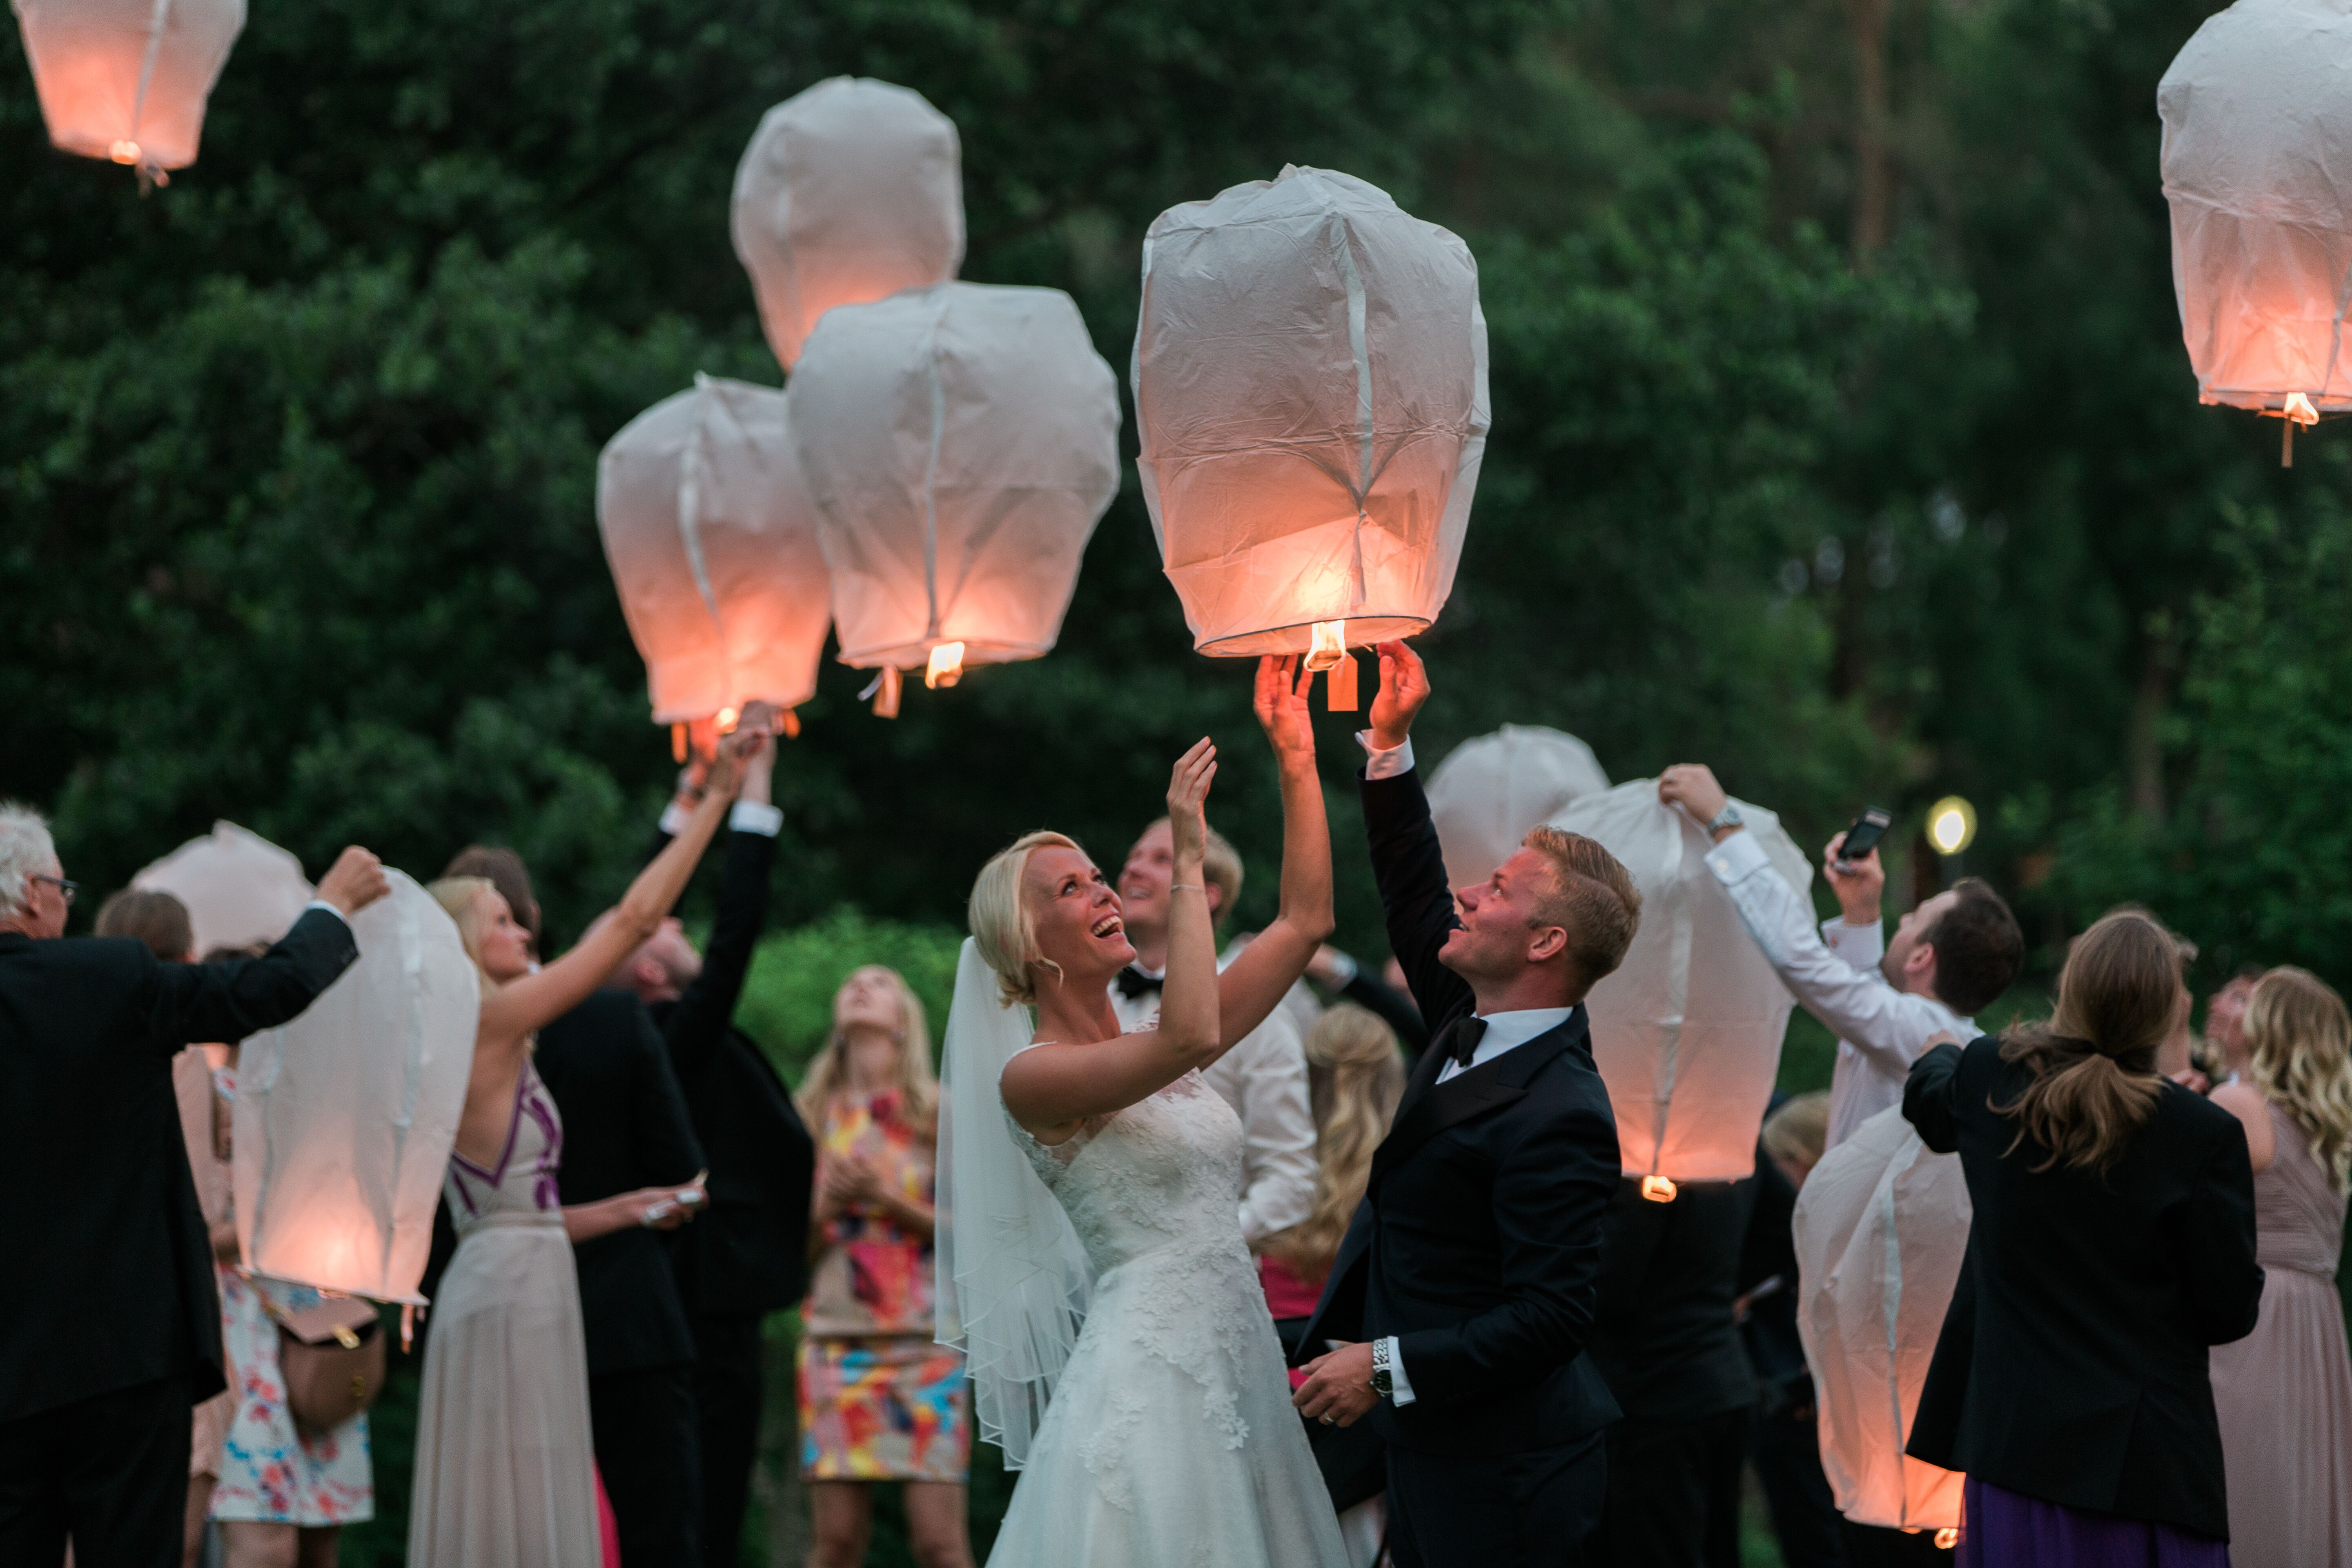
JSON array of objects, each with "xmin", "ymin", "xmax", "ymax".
[{"xmin": 1358, "ymin": 642, "xmax": 1474, "ymax": 1031}]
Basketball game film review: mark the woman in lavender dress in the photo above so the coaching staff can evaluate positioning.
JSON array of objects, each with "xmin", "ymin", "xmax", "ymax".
[
  {"xmin": 405, "ymin": 738, "xmax": 746, "ymax": 1568},
  {"xmin": 2208, "ymin": 967, "xmax": 2352, "ymax": 1568}
]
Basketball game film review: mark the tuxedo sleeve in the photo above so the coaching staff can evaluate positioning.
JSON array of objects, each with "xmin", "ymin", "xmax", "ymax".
[
  {"xmin": 1901, "ymin": 1040, "xmax": 1969, "ymax": 1154},
  {"xmin": 629, "ymin": 1005, "xmax": 707, "ymax": 1185},
  {"xmin": 1392, "ymin": 1095, "xmax": 1618, "ymax": 1405},
  {"xmin": 662, "ymin": 829, "xmax": 777, "ymax": 1082},
  {"xmin": 139, "ymin": 907, "xmax": 359, "ymax": 1052},
  {"xmin": 1359, "ymin": 767, "xmax": 1476, "ymax": 1032}
]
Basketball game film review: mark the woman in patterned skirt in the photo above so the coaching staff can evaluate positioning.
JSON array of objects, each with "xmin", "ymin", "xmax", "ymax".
[{"xmin": 797, "ymin": 965, "xmax": 972, "ymax": 1568}]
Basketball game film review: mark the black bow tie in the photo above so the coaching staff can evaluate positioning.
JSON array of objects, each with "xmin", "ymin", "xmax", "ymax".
[
  {"xmin": 1115, "ymin": 967, "xmax": 1163, "ymax": 1000},
  {"xmin": 1435, "ymin": 1015, "xmax": 1489, "ymax": 1068}
]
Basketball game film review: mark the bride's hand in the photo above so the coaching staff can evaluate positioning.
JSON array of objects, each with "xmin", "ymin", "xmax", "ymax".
[
  {"xmin": 1254, "ymin": 655, "xmax": 1315, "ymax": 769},
  {"xmin": 1165, "ymin": 739, "xmax": 1217, "ymax": 866}
]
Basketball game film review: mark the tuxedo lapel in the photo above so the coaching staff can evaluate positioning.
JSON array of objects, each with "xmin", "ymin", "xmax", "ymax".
[{"xmin": 1368, "ymin": 1006, "xmax": 1591, "ymax": 1190}]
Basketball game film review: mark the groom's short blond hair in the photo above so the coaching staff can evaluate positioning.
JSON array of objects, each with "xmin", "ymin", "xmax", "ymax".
[{"xmin": 1520, "ymin": 826, "xmax": 1642, "ymax": 999}]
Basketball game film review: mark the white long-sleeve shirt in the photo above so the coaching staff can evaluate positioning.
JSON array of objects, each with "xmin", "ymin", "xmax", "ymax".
[
  {"xmin": 1702, "ymin": 829, "xmax": 1972, "ymax": 1150},
  {"xmin": 1112, "ymin": 968, "xmax": 1319, "ymax": 1245}
]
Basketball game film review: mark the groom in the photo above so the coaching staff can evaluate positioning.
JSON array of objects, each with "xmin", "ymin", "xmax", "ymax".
[{"xmin": 1292, "ymin": 641, "xmax": 1635, "ymax": 1567}]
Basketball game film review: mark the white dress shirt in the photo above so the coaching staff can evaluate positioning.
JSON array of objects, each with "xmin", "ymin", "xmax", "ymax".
[
  {"xmin": 1112, "ymin": 966, "xmax": 1319, "ymax": 1245},
  {"xmin": 1703, "ymin": 829, "xmax": 1971, "ymax": 1150}
]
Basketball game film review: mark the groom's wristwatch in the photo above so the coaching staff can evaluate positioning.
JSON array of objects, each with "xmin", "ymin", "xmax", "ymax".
[{"xmin": 1370, "ymin": 1338, "xmax": 1394, "ymax": 1401}]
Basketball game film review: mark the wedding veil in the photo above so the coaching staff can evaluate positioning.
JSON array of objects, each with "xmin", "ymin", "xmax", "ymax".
[{"xmin": 933, "ymin": 938, "xmax": 1094, "ymax": 1469}]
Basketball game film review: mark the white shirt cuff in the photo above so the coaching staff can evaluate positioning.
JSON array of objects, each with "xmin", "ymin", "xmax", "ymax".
[
  {"xmin": 658, "ymin": 800, "xmax": 694, "ymax": 837},
  {"xmin": 300, "ymin": 899, "xmax": 350, "ymax": 929},
  {"xmin": 1355, "ymin": 732, "xmax": 1415, "ymax": 780},
  {"xmin": 1702, "ymin": 826, "xmax": 1775, "ymax": 885},
  {"xmin": 1822, "ymin": 915, "xmax": 1886, "ymax": 971},
  {"xmin": 1383, "ymin": 1336, "xmax": 1417, "ymax": 1405},
  {"xmin": 1323, "ymin": 950, "xmax": 1359, "ymax": 986},
  {"xmin": 729, "ymin": 800, "xmax": 783, "ymax": 837}
]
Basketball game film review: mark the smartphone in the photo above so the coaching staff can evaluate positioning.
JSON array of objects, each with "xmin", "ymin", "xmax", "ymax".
[{"xmin": 1836, "ymin": 806, "xmax": 1894, "ymax": 867}]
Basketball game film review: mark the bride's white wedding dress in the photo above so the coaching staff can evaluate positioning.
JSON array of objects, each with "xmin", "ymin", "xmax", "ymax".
[{"xmin": 984, "ymin": 1058, "xmax": 1351, "ymax": 1567}]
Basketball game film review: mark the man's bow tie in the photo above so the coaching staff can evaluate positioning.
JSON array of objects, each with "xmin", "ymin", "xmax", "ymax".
[
  {"xmin": 1115, "ymin": 966, "xmax": 1163, "ymax": 1000},
  {"xmin": 1434, "ymin": 1015, "xmax": 1490, "ymax": 1068}
]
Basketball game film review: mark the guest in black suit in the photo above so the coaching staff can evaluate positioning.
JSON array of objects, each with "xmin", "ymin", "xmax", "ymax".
[
  {"xmin": 615, "ymin": 720, "xmax": 815, "ymax": 1568},
  {"xmin": 0, "ymin": 804, "xmax": 388, "ymax": 1568},
  {"xmin": 1902, "ymin": 907, "xmax": 2264, "ymax": 1567},
  {"xmin": 1293, "ymin": 642, "xmax": 1637, "ymax": 1568}
]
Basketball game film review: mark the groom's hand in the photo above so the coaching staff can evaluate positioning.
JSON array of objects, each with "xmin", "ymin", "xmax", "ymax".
[
  {"xmin": 1292, "ymin": 1342, "xmax": 1379, "ymax": 1428},
  {"xmin": 1368, "ymin": 641, "xmax": 1430, "ymax": 753}
]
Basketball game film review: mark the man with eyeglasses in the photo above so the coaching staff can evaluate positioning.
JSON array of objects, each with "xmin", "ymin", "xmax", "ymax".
[{"xmin": 0, "ymin": 800, "xmax": 390, "ymax": 1566}]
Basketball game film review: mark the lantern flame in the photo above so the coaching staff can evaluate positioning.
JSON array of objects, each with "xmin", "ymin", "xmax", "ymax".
[
  {"xmin": 1305, "ymin": 619, "xmax": 1348, "ymax": 673},
  {"xmin": 1640, "ymin": 1175, "xmax": 1678, "ymax": 1203},
  {"xmin": 926, "ymin": 641, "xmax": 967, "ymax": 689},
  {"xmin": 109, "ymin": 139, "xmax": 140, "ymax": 163},
  {"xmin": 716, "ymin": 706, "xmax": 740, "ymax": 733},
  {"xmin": 1927, "ymin": 796, "xmax": 1978, "ymax": 857},
  {"xmin": 1934, "ymin": 1530, "xmax": 1959, "ymax": 1550},
  {"xmin": 2285, "ymin": 391, "xmax": 2321, "ymax": 427}
]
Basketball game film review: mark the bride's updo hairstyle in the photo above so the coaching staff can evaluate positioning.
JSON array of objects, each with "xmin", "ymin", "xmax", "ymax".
[
  {"xmin": 427, "ymin": 875, "xmax": 502, "ymax": 1001},
  {"xmin": 1993, "ymin": 907, "xmax": 2181, "ymax": 1175},
  {"xmin": 969, "ymin": 830, "xmax": 1085, "ymax": 1007}
]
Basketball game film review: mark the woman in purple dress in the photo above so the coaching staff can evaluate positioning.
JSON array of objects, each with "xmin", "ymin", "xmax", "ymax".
[{"xmin": 1900, "ymin": 909, "xmax": 2263, "ymax": 1568}]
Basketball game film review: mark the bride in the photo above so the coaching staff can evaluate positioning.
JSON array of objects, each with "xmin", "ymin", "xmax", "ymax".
[{"xmin": 939, "ymin": 657, "xmax": 1349, "ymax": 1567}]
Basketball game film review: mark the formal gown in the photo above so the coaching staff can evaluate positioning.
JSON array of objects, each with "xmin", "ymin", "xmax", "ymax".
[
  {"xmin": 2208, "ymin": 1103, "xmax": 2352, "ymax": 1568},
  {"xmin": 988, "ymin": 1062, "xmax": 1349, "ymax": 1567},
  {"xmin": 406, "ymin": 1061, "xmax": 600, "ymax": 1566}
]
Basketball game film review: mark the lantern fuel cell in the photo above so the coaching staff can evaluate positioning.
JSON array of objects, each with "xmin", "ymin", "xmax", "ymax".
[
  {"xmin": 1133, "ymin": 165, "xmax": 1489, "ymax": 658},
  {"xmin": 790, "ymin": 283, "xmax": 1121, "ymax": 706},
  {"xmin": 2160, "ymin": 0, "xmax": 2352, "ymax": 458},
  {"xmin": 13, "ymin": 0, "xmax": 245, "ymax": 178},
  {"xmin": 597, "ymin": 376, "xmax": 832, "ymax": 733}
]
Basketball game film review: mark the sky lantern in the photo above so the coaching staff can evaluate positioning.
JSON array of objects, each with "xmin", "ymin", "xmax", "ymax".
[
  {"xmin": 598, "ymin": 374, "xmax": 831, "ymax": 755},
  {"xmin": 1793, "ymin": 1106, "xmax": 1969, "ymax": 1544},
  {"xmin": 1131, "ymin": 165, "xmax": 1488, "ymax": 709},
  {"xmin": 133, "ymin": 820, "xmax": 311, "ymax": 954},
  {"xmin": 787, "ymin": 283, "xmax": 1120, "ymax": 717},
  {"xmin": 12, "ymin": 0, "xmax": 245, "ymax": 185},
  {"xmin": 731, "ymin": 75, "xmax": 964, "ymax": 372},
  {"xmin": 234, "ymin": 870, "xmax": 478, "ymax": 1305},
  {"xmin": 2160, "ymin": 0, "xmax": 2352, "ymax": 466},
  {"xmin": 1426, "ymin": 725, "xmax": 1611, "ymax": 889},
  {"xmin": 1549, "ymin": 780, "xmax": 1809, "ymax": 1195}
]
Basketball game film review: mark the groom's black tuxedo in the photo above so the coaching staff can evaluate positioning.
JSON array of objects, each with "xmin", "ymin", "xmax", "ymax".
[{"xmin": 1297, "ymin": 763, "xmax": 1623, "ymax": 1564}]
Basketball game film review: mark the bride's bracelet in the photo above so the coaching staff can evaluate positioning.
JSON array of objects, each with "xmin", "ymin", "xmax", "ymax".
[{"xmin": 1170, "ymin": 884, "xmax": 1205, "ymax": 893}]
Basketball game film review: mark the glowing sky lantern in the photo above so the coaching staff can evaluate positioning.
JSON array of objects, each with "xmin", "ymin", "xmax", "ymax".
[
  {"xmin": 1793, "ymin": 1105, "xmax": 1969, "ymax": 1544},
  {"xmin": 1132, "ymin": 165, "xmax": 1488, "ymax": 708},
  {"xmin": 1426, "ymin": 725, "xmax": 1611, "ymax": 890},
  {"xmin": 598, "ymin": 374, "xmax": 831, "ymax": 753},
  {"xmin": 134, "ymin": 820, "xmax": 312, "ymax": 955},
  {"xmin": 12, "ymin": 0, "xmax": 245, "ymax": 183},
  {"xmin": 2160, "ymin": 0, "xmax": 2352, "ymax": 465},
  {"xmin": 1550, "ymin": 780, "xmax": 1810, "ymax": 1193},
  {"xmin": 732, "ymin": 76, "xmax": 964, "ymax": 371},
  {"xmin": 787, "ymin": 283, "xmax": 1120, "ymax": 717},
  {"xmin": 234, "ymin": 870, "xmax": 478, "ymax": 1303}
]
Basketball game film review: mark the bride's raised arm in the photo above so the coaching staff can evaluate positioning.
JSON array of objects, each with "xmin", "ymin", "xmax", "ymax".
[
  {"xmin": 1002, "ymin": 741, "xmax": 1223, "ymax": 1137},
  {"xmin": 1213, "ymin": 654, "xmax": 1334, "ymax": 1045},
  {"xmin": 479, "ymin": 737, "xmax": 746, "ymax": 1048}
]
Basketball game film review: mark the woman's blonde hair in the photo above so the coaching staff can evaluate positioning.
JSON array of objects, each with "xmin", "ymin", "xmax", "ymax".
[
  {"xmin": 1762, "ymin": 1091, "xmax": 1831, "ymax": 1172},
  {"xmin": 2245, "ymin": 966, "xmax": 2352, "ymax": 1196},
  {"xmin": 794, "ymin": 964, "xmax": 938, "ymax": 1131},
  {"xmin": 427, "ymin": 876, "xmax": 502, "ymax": 1002},
  {"xmin": 1994, "ymin": 908, "xmax": 2180, "ymax": 1175},
  {"xmin": 969, "ymin": 830, "xmax": 1085, "ymax": 1007},
  {"xmin": 1263, "ymin": 1005, "xmax": 1407, "ymax": 1283}
]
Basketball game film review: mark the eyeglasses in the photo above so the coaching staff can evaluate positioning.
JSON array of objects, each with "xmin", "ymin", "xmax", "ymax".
[{"xmin": 32, "ymin": 874, "xmax": 77, "ymax": 907}]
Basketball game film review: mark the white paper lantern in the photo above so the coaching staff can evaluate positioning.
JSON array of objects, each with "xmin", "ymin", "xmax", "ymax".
[
  {"xmin": 133, "ymin": 820, "xmax": 312, "ymax": 956},
  {"xmin": 234, "ymin": 870, "xmax": 479, "ymax": 1303},
  {"xmin": 12, "ymin": 0, "xmax": 244, "ymax": 177},
  {"xmin": 1548, "ymin": 780, "xmax": 1810, "ymax": 1187},
  {"xmin": 1132, "ymin": 165, "xmax": 1488, "ymax": 662},
  {"xmin": 1793, "ymin": 1105, "xmax": 1969, "ymax": 1537},
  {"xmin": 597, "ymin": 374, "xmax": 832, "ymax": 731},
  {"xmin": 2160, "ymin": 0, "xmax": 2352, "ymax": 440},
  {"xmin": 732, "ymin": 76, "xmax": 964, "ymax": 371},
  {"xmin": 788, "ymin": 283, "xmax": 1120, "ymax": 702},
  {"xmin": 1427, "ymin": 725, "xmax": 1610, "ymax": 890}
]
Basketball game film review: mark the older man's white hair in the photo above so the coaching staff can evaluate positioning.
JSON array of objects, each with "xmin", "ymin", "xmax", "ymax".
[{"xmin": 0, "ymin": 802, "xmax": 56, "ymax": 919}]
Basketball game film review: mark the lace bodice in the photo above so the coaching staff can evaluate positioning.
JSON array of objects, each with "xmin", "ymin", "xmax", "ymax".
[
  {"xmin": 444, "ymin": 1060, "xmax": 564, "ymax": 1231},
  {"xmin": 1005, "ymin": 1066, "xmax": 1250, "ymax": 1280}
]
